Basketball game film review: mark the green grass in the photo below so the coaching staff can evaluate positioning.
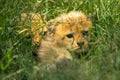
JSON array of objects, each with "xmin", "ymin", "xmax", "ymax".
[{"xmin": 0, "ymin": 0, "xmax": 120, "ymax": 80}]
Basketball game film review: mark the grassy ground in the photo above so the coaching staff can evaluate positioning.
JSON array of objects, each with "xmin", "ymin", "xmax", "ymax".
[{"xmin": 0, "ymin": 0, "xmax": 120, "ymax": 80}]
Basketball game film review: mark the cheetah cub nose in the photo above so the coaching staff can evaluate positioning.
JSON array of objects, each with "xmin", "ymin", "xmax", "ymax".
[{"xmin": 77, "ymin": 42, "xmax": 84, "ymax": 47}]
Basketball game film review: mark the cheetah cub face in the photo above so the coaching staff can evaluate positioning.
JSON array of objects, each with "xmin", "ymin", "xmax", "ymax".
[
  {"xmin": 47, "ymin": 11, "xmax": 92, "ymax": 53},
  {"xmin": 33, "ymin": 11, "xmax": 92, "ymax": 67}
]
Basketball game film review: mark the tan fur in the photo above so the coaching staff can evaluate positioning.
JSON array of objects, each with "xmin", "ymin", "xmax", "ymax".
[
  {"xmin": 36, "ymin": 11, "xmax": 92, "ymax": 66},
  {"xmin": 20, "ymin": 13, "xmax": 47, "ymax": 45}
]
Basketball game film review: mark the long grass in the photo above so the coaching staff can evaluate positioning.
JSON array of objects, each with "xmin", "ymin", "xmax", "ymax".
[{"xmin": 0, "ymin": 0, "xmax": 120, "ymax": 80}]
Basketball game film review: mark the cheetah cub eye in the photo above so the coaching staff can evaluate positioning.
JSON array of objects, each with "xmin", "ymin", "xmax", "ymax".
[
  {"xmin": 81, "ymin": 31, "xmax": 89, "ymax": 36},
  {"xmin": 66, "ymin": 33, "xmax": 73, "ymax": 38},
  {"xmin": 40, "ymin": 31, "xmax": 47, "ymax": 36},
  {"xmin": 43, "ymin": 31, "xmax": 47, "ymax": 35}
]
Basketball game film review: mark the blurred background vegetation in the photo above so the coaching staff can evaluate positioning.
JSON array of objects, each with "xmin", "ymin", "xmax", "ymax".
[{"xmin": 0, "ymin": 0, "xmax": 120, "ymax": 80}]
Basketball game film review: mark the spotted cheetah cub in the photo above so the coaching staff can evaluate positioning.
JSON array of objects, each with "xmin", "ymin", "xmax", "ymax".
[{"xmin": 34, "ymin": 11, "xmax": 92, "ymax": 67}]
